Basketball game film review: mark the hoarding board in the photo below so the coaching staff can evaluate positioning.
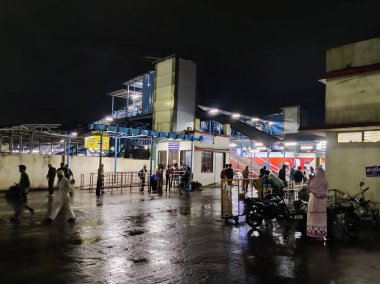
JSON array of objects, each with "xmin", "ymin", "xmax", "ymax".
[{"xmin": 85, "ymin": 136, "xmax": 110, "ymax": 150}]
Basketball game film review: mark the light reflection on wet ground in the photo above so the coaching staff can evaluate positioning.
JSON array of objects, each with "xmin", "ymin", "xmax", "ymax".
[{"xmin": 0, "ymin": 188, "xmax": 380, "ymax": 283}]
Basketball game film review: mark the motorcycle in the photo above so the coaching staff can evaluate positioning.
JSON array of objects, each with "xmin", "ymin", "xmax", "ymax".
[
  {"xmin": 348, "ymin": 182, "xmax": 379, "ymax": 229},
  {"xmin": 328, "ymin": 182, "xmax": 379, "ymax": 241},
  {"xmin": 244, "ymin": 187, "xmax": 307, "ymax": 228}
]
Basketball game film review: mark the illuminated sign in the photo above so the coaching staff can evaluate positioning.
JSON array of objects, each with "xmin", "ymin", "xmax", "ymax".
[{"xmin": 85, "ymin": 136, "xmax": 110, "ymax": 150}]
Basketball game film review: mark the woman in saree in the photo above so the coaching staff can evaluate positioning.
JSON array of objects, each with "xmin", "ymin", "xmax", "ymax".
[{"xmin": 307, "ymin": 167, "xmax": 328, "ymax": 240}]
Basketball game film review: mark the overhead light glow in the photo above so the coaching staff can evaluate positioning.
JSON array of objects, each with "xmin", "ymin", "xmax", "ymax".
[
  {"xmin": 257, "ymin": 147, "xmax": 267, "ymax": 150},
  {"xmin": 284, "ymin": 142, "xmax": 297, "ymax": 146},
  {"xmin": 268, "ymin": 121, "xmax": 274, "ymax": 125},
  {"xmin": 105, "ymin": 116, "xmax": 113, "ymax": 122},
  {"xmin": 209, "ymin": 108, "xmax": 219, "ymax": 114},
  {"xmin": 251, "ymin": 117, "xmax": 259, "ymax": 122},
  {"xmin": 71, "ymin": 132, "xmax": 78, "ymax": 137},
  {"xmin": 255, "ymin": 142, "xmax": 263, "ymax": 146},
  {"xmin": 229, "ymin": 143, "xmax": 237, "ymax": 148},
  {"xmin": 232, "ymin": 113, "xmax": 240, "ymax": 119},
  {"xmin": 144, "ymin": 145, "xmax": 149, "ymax": 150},
  {"xmin": 60, "ymin": 139, "xmax": 64, "ymax": 143}
]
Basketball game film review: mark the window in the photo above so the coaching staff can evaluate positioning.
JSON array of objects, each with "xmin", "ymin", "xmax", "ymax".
[
  {"xmin": 158, "ymin": 151, "xmax": 167, "ymax": 168},
  {"xmin": 168, "ymin": 150, "xmax": 179, "ymax": 166},
  {"xmin": 180, "ymin": 150, "xmax": 191, "ymax": 166},
  {"xmin": 337, "ymin": 132, "xmax": 362, "ymax": 143},
  {"xmin": 364, "ymin": 131, "xmax": 380, "ymax": 143},
  {"xmin": 201, "ymin": 151, "xmax": 213, "ymax": 173}
]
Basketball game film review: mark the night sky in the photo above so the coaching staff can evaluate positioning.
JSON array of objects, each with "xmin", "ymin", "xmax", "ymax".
[{"xmin": 1, "ymin": 0, "xmax": 380, "ymax": 126}]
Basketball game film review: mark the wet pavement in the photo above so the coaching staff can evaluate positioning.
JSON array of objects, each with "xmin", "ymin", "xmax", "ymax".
[{"xmin": 1, "ymin": 187, "xmax": 380, "ymax": 283}]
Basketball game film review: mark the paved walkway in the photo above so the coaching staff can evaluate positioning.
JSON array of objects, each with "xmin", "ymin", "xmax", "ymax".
[{"xmin": 0, "ymin": 188, "xmax": 380, "ymax": 283}]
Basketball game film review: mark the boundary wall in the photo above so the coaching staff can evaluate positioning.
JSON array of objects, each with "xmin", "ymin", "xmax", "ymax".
[{"xmin": 0, "ymin": 153, "xmax": 148, "ymax": 191}]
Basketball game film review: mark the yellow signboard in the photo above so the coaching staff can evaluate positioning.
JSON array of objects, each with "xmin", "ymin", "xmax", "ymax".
[{"xmin": 85, "ymin": 136, "xmax": 110, "ymax": 150}]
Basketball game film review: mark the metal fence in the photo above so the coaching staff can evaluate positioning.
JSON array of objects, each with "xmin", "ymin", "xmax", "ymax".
[
  {"xmin": 80, "ymin": 172, "xmax": 149, "ymax": 193},
  {"xmin": 80, "ymin": 170, "xmax": 189, "ymax": 193}
]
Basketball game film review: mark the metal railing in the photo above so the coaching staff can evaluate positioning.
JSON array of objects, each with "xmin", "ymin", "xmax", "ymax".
[{"xmin": 80, "ymin": 172, "xmax": 149, "ymax": 193}]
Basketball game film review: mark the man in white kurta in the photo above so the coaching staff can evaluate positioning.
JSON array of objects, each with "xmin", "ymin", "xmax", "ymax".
[{"xmin": 46, "ymin": 170, "xmax": 75, "ymax": 223}]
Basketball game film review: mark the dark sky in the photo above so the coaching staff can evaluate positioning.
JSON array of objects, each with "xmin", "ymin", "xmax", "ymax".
[{"xmin": 1, "ymin": 0, "xmax": 380, "ymax": 126}]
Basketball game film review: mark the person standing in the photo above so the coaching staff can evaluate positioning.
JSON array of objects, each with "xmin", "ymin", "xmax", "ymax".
[
  {"xmin": 139, "ymin": 164, "xmax": 147, "ymax": 191},
  {"xmin": 157, "ymin": 165, "xmax": 164, "ymax": 193},
  {"xmin": 165, "ymin": 165, "xmax": 172, "ymax": 191},
  {"xmin": 46, "ymin": 163, "xmax": 57, "ymax": 196},
  {"xmin": 45, "ymin": 170, "xmax": 76, "ymax": 223},
  {"xmin": 8, "ymin": 165, "xmax": 34, "ymax": 221},
  {"xmin": 293, "ymin": 166, "xmax": 305, "ymax": 184},
  {"xmin": 307, "ymin": 167, "xmax": 328, "ymax": 240},
  {"xmin": 225, "ymin": 164, "xmax": 234, "ymax": 189},
  {"xmin": 65, "ymin": 164, "xmax": 74, "ymax": 180},
  {"xmin": 278, "ymin": 164, "xmax": 288, "ymax": 187},
  {"xmin": 242, "ymin": 166, "xmax": 249, "ymax": 192}
]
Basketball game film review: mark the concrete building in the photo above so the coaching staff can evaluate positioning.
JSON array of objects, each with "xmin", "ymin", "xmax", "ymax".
[{"xmin": 303, "ymin": 37, "xmax": 380, "ymax": 205}]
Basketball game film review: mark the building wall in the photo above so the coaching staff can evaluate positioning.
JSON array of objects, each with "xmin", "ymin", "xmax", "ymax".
[
  {"xmin": 325, "ymin": 72, "xmax": 380, "ymax": 124},
  {"xmin": 174, "ymin": 58, "xmax": 196, "ymax": 132},
  {"xmin": 155, "ymin": 136, "xmax": 230, "ymax": 186},
  {"xmin": 326, "ymin": 37, "xmax": 380, "ymax": 72},
  {"xmin": 326, "ymin": 132, "xmax": 380, "ymax": 207},
  {"xmin": 0, "ymin": 153, "xmax": 148, "ymax": 191}
]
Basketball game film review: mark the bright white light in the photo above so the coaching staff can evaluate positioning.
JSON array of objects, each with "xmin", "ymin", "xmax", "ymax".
[
  {"xmin": 285, "ymin": 142, "xmax": 297, "ymax": 146},
  {"xmin": 32, "ymin": 150, "xmax": 39, "ymax": 153},
  {"xmin": 301, "ymin": 145, "xmax": 313, "ymax": 150},
  {"xmin": 257, "ymin": 147, "xmax": 267, "ymax": 150},
  {"xmin": 242, "ymin": 147, "xmax": 247, "ymax": 151},
  {"xmin": 60, "ymin": 139, "xmax": 64, "ymax": 143},
  {"xmin": 209, "ymin": 108, "xmax": 219, "ymax": 114},
  {"xmin": 232, "ymin": 113, "xmax": 240, "ymax": 119},
  {"xmin": 105, "ymin": 116, "xmax": 114, "ymax": 122},
  {"xmin": 71, "ymin": 132, "xmax": 78, "ymax": 137},
  {"xmin": 280, "ymin": 147, "xmax": 285, "ymax": 150},
  {"xmin": 12, "ymin": 150, "xmax": 20, "ymax": 153},
  {"xmin": 268, "ymin": 121, "xmax": 274, "ymax": 125},
  {"xmin": 255, "ymin": 142, "xmax": 263, "ymax": 146},
  {"xmin": 110, "ymin": 146, "xmax": 115, "ymax": 151},
  {"xmin": 251, "ymin": 117, "xmax": 259, "ymax": 122},
  {"xmin": 144, "ymin": 145, "xmax": 149, "ymax": 150},
  {"xmin": 229, "ymin": 143, "xmax": 237, "ymax": 148}
]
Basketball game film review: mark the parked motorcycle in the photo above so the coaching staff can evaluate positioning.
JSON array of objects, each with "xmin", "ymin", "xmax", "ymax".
[
  {"xmin": 244, "ymin": 189, "xmax": 307, "ymax": 228},
  {"xmin": 328, "ymin": 182, "xmax": 379, "ymax": 241},
  {"xmin": 349, "ymin": 182, "xmax": 379, "ymax": 229}
]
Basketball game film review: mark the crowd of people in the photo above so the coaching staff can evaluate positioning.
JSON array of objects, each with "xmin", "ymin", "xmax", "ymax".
[
  {"xmin": 222, "ymin": 163, "xmax": 328, "ymax": 241},
  {"xmin": 139, "ymin": 162, "xmax": 193, "ymax": 195}
]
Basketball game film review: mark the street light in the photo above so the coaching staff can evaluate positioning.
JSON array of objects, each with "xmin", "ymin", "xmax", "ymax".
[
  {"xmin": 232, "ymin": 113, "xmax": 240, "ymax": 119},
  {"xmin": 209, "ymin": 108, "xmax": 219, "ymax": 114},
  {"xmin": 105, "ymin": 116, "xmax": 113, "ymax": 122}
]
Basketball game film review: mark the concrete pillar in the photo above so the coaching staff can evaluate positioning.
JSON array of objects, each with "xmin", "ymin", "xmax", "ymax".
[
  {"xmin": 194, "ymin": 118, "xmax": 200, "ymax": 131},
  {"xmin": 223, "ymin": 124, "xmax": 230, "ymax": 136}
]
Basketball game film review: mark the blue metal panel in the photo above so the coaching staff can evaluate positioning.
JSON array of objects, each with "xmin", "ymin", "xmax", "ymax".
[
  {"xmin": 107, "ymin": 125, "xmax": 118, "ymax": 132},
  {"xmin": 177, "ymin": 134, "xmax": 185, "ymax": 140},
  {"xmin": 168, "ymin": 133, "xmax": 177, "ymax": 139},
  {"xmin": 141, "ymin": 130, "xmax": 150, "ymax": 136},
  {"xmin": 159, "ymin": 132, "xmax": 168, "ymax": 138},
  {"xmin": 94, "ymin": 124, "xmax": 107, "ymax": 131},
  {"xmin": 130, "ymin": 129, "xmax": 141, "ymax": 135},
  {"xmin": 118, "ymin": 127, "xmax": 130, "ymax": 134},
  {"xmin": 151, "ymin": 131, "xmax": 159, "ymax": 137}
]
